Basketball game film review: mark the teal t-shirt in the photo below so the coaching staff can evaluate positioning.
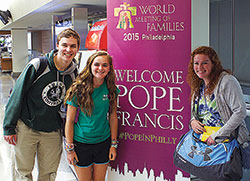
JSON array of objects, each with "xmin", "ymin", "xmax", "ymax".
[{"xmin": 67, "ymin": 81, "xmax": 111, "ymax": 144}]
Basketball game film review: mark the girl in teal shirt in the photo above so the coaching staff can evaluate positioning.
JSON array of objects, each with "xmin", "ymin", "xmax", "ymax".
[{"xmin": 64, "ymin": 51, "xmax": 119, "ymax": 180}]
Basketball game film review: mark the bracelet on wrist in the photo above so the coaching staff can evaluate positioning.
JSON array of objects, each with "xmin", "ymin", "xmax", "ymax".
[
  {"xmin": 66, "ymin": 149, "xmax": 75, "ymax": 153},
  {"xmin": 111, "ymin": 139, "xmax": 119, "ymax": 144},
  {"xmin": 111, "ymin": 143, "xmax": 118, "ymax": 148},
  {"xmin": 65, "ymin": 143, "xmax": 75, "ymax": 153}
]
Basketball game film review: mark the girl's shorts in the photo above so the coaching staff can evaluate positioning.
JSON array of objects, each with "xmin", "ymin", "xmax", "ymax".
[{"xmin": 74, "ymin": 137, "xmax": 111, "ymax": 167}]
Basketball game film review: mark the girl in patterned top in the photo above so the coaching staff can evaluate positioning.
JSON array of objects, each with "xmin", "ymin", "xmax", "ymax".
[
  {"xmin": 187, "ymin": 46, "xmax": 249, "ymax": 146},
  {"xmin": 186, "ymin": 46, "xmax": 250, "ymax": 180}
]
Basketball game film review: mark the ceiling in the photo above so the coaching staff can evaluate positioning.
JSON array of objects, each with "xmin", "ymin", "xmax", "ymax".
[{"xmin": 1, "ymin": 0, "xmax": 106, "ymax": 31}]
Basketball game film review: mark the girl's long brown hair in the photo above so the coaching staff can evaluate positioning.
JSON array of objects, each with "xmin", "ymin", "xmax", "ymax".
[
  {"xmin": 186, "ymin": 46, "xmax": 231, "ymax": 99},
  {"xmin": 64, "ymin": 51, "xmax": 117, "ymax": 116}
]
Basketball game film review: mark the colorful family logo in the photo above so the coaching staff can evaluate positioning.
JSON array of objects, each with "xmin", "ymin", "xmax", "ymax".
[{"xmin": 114, "ymin": 2, "xmax": 136, "ymax": 30}]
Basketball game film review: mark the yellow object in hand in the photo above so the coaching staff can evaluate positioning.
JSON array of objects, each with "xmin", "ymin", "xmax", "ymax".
[{"xmin": 201, "ymin": 126, "xmax": 221, "ymax": 142}]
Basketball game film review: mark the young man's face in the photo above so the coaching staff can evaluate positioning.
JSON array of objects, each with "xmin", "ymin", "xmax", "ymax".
[{"xmin": 56, "ymin": 36, "xmax": 79, "ymax": 65}]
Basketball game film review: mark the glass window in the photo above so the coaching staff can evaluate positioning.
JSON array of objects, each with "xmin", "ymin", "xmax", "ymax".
[{"xmin": 210, "ymin": 0, "xmax": 250, "ymax": 94}]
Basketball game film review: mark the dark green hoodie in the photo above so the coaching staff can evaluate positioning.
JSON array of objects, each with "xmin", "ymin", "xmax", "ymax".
[{"xmin": 3, "ymin": 49, "xmax": 77, "ymax": 135}]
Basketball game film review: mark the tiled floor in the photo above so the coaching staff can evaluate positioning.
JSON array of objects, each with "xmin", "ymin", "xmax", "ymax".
[{"xmin": 0, "ymin": 72, "xmax": 77, "ymax": 181}]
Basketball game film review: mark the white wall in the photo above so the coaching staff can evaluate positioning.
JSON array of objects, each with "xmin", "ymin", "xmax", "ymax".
[
  {"xmin": 11, "ymin": 29, "xmax": 28, "ymax": 73},
  {"xmin": 0, "ymin": 0, "xmax": 53, "ymax": 29}
]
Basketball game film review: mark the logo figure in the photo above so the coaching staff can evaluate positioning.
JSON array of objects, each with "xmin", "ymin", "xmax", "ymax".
[
  {"xmin": 42, "ymin": 81, "xmax": 66, "ymax": 106},
  {"xmin": 114, "ymin": 2, "xmax": 136, "ymax": 30},
  {"xmin": 188, "ymin": 146, "xmax": 213, "ymax": 161},
  {"xmin": 102, "ymin": 94, "xmax": 109, "ymax": 101}
]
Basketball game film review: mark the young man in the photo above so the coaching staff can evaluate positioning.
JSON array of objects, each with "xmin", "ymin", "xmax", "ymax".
[{"xmin": 3, "ymin": 28, "xmax": 80, "ymax": 180}]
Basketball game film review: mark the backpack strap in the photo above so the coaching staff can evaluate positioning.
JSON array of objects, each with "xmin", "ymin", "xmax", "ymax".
[
  {"xmin": 34, "ymin": 56, "xmax": 78, "ymax": 82},
  {"xmin": 34, "ymin": 56, "xmax": 48, "ymax": 81},
  {"xmin": 8, "ymin": 56, "xmax": 49, "ymax": 98}
]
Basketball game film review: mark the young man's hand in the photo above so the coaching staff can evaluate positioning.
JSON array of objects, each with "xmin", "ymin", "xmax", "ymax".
[{"xmin": 4, "ymin": 135, "xmax": 17, "ymax": 145}]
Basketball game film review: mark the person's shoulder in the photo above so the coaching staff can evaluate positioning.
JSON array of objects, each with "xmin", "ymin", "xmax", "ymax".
[
  {"xmin": 220, "ymin": 71, "xmax": 236, "ymax": 82},
  {"xmin": 220, "ymin": 72, "xmax": 240, "ymax": 88},
  {"xmin": 29, "ymin": 58, "xmax": 41, "ymax": 71},
  {"xmin": 225, "ymin": 73, "xmax": 238, "ymax": 81}
]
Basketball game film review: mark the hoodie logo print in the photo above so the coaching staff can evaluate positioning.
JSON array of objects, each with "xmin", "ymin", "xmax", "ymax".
[{"xmin": 42, "ymin": 81, "xmax": 66, "ymax": 106}]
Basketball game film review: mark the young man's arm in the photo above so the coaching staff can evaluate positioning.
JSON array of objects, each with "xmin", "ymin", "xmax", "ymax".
[{"xmin": 3, "ymin": 63, "xmax": 36, "ymax": 142}]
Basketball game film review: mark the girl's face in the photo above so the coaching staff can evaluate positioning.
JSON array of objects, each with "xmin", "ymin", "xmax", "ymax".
[
  {"xmin": 193, "ymin": 54, "xmax": 213, "ymax": 85},
  {"xmin": 91, "ymin": 55, "xmax": 110, "ymax": 82}
]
